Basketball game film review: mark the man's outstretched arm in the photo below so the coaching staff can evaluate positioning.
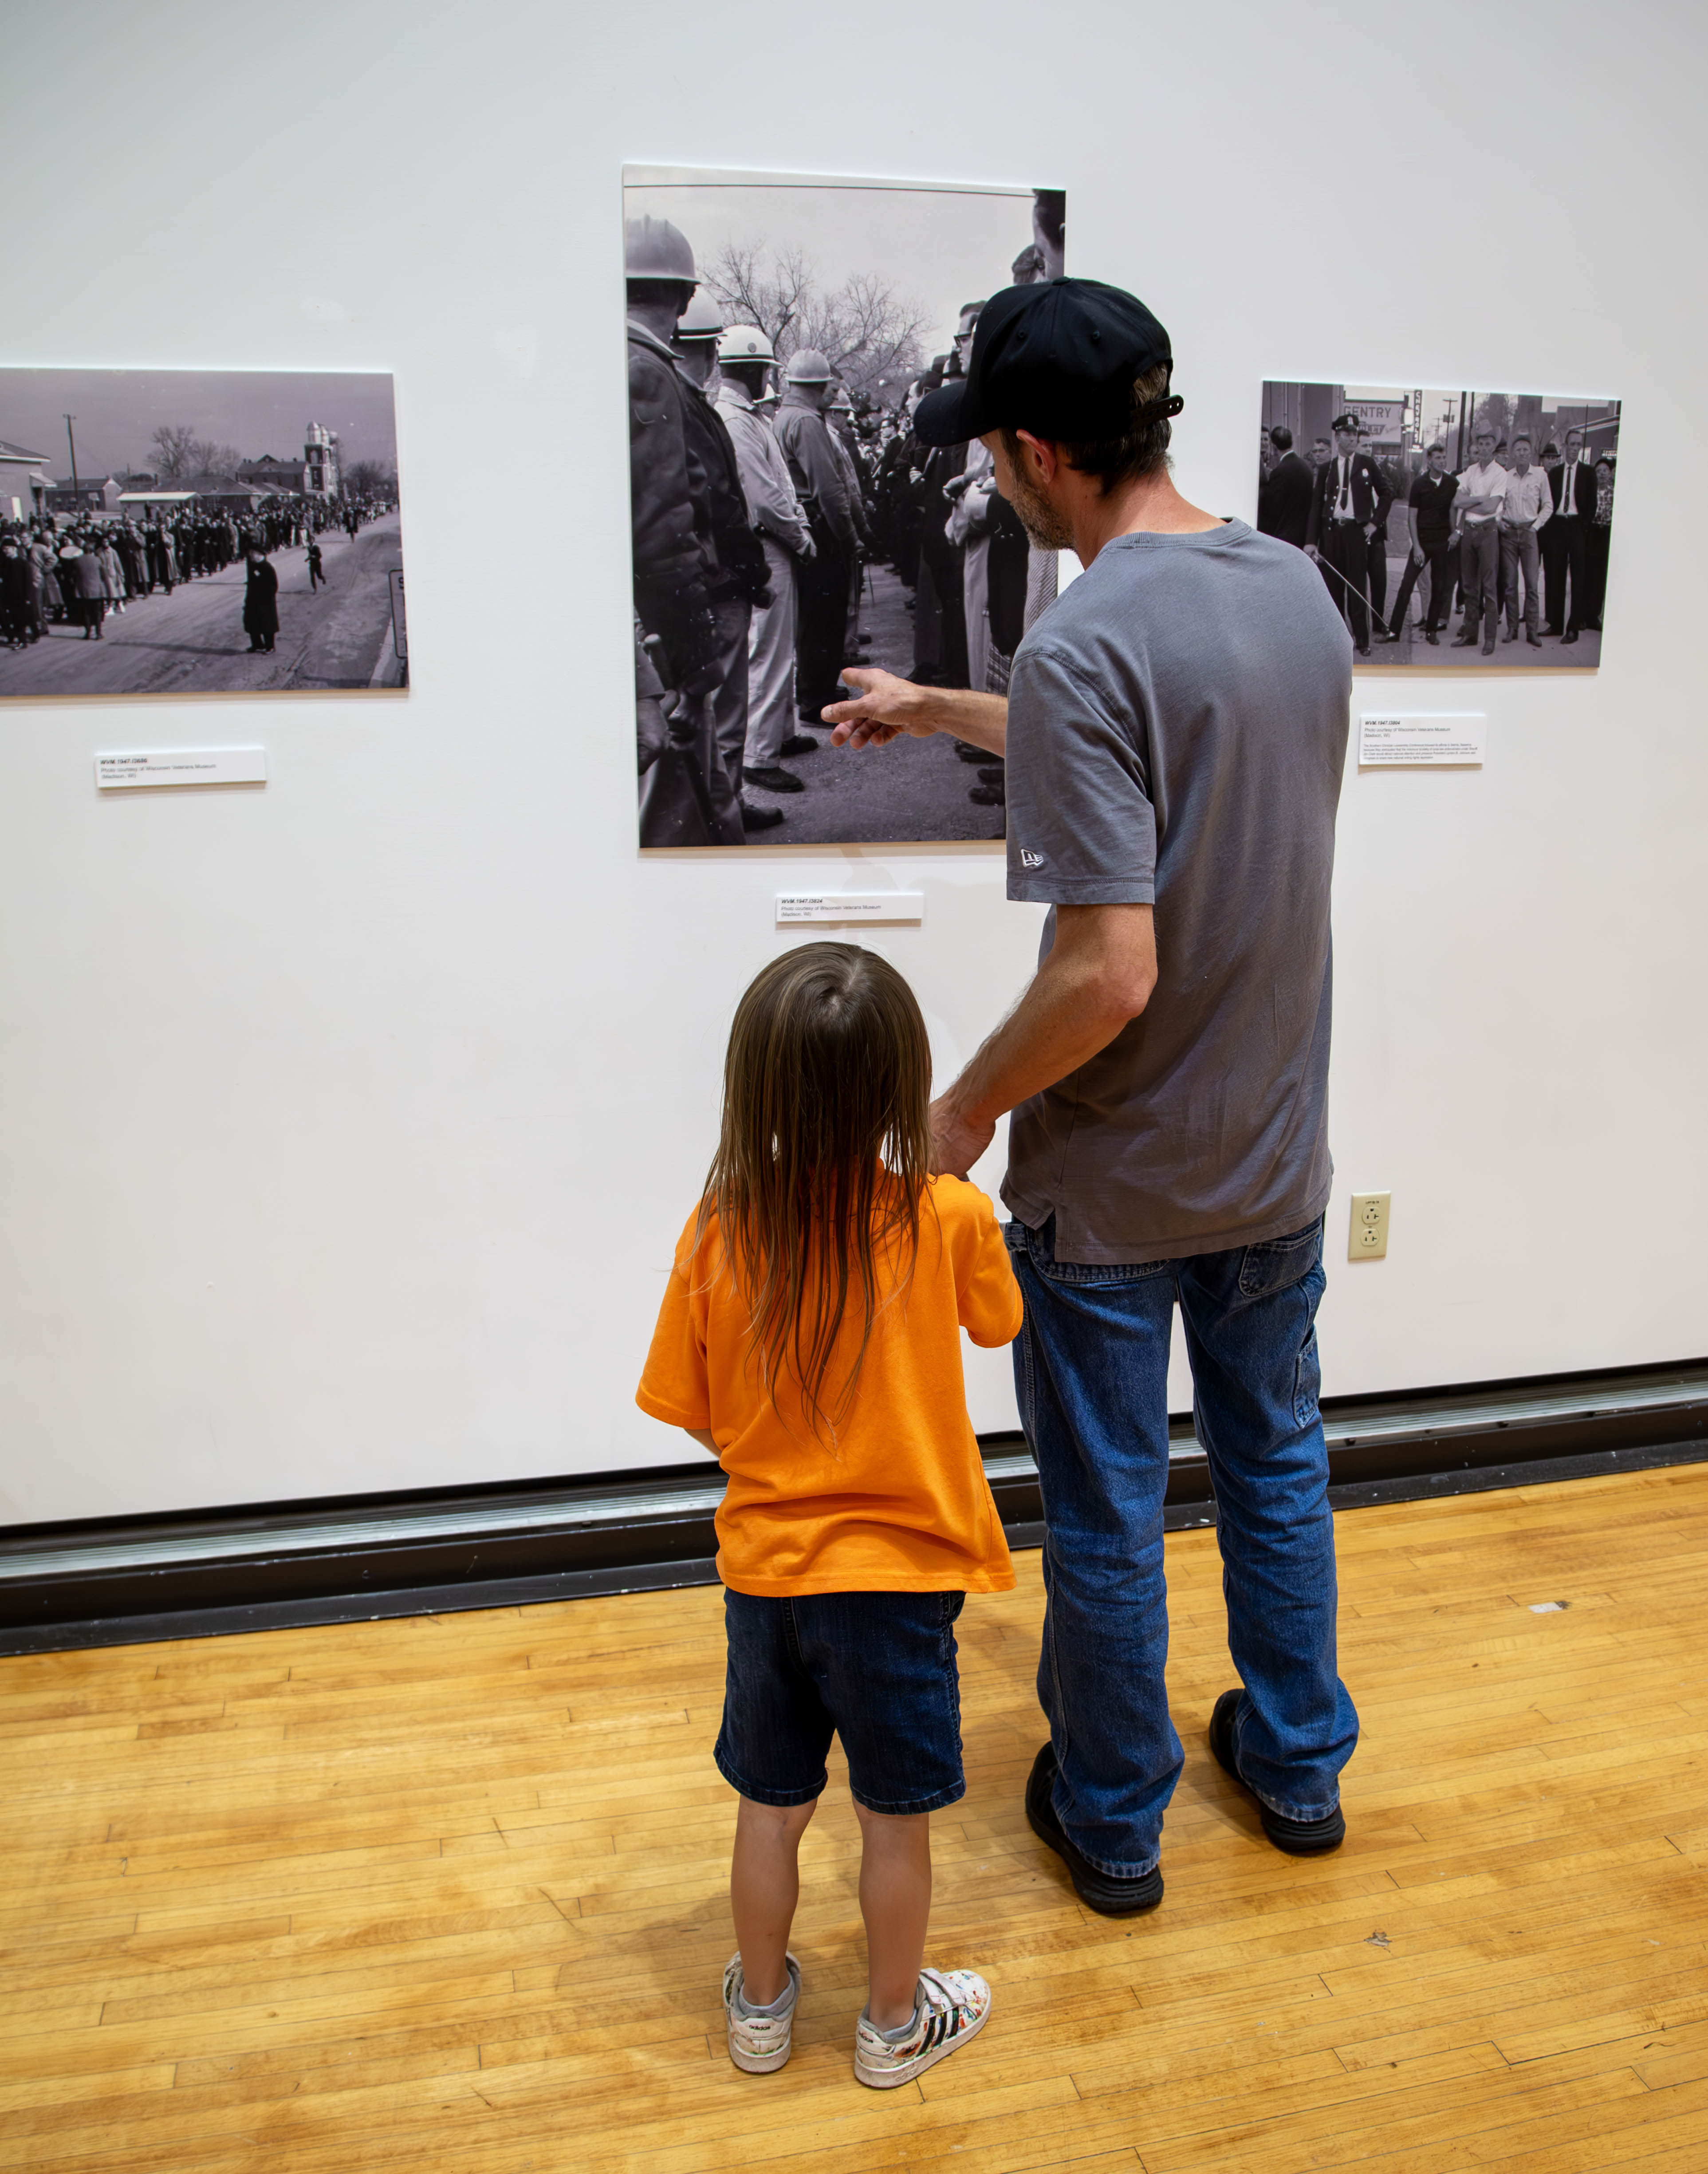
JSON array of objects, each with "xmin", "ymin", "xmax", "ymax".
[
  {"xmin": 931, "ymin": 902, "xmax": 1157, "ymax": 1176},
  {"xmin": 822, "ymin": 666, "xmax": 1009, "ymax": 757}
]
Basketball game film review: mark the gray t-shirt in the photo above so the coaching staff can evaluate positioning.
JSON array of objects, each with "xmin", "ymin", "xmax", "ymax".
[{"xmin": 1002, "ymin": 520, "xmax": 1352, "ymax": 1263}]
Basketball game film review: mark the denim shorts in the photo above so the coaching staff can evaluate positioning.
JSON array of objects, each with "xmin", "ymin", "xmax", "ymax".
[{"xmin": 714, "ymin": 1587, "xmax": 967, "ymax": 1816}]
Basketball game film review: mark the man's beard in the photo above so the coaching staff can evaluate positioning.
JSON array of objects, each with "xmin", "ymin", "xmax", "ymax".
[{"xmin": 1004, "ymin": 461, "xmax": 1074, "ymax": 550}]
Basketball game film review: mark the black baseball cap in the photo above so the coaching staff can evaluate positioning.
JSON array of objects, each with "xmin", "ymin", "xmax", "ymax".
[{"xmin": 913, "ymin": 277, "xmax": 1177, "ymax": 446}]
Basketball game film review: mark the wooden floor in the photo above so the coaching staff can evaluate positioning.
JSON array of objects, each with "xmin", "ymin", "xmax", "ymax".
[{"xmin": 3, "ymin": 1465, "xmax": 1707, "ymax": 2174}]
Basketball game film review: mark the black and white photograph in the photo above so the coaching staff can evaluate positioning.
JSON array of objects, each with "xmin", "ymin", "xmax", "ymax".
[
  {"xmin": 1258, "ymin": 383, "xmax": 1619, "ymax": 668},
  {"xmin": 625, "ymin": 165, "xmax": 1065, "ymax": 847},
  {"xmin": 0, "ymin": 370, "xmax": 405, "ymax": 697}
]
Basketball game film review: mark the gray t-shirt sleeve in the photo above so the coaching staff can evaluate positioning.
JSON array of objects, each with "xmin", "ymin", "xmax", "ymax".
[{"xmin": 1004, "ymin": 642, "xmax": 1157, "ymax": 906}]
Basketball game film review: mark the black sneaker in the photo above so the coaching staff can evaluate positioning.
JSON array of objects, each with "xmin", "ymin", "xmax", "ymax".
[
  {"xmin": 743, "ymin": 764, "xmax": 804, "ymax": 794},
  {"xmin": 778, "ymin": 733, "xmax": 818, "ymax": 758},
  {"xmin": 1208, "ymin": 1690, "xmax": 1344, "ymax": 1855},
  {"xmin": 1024, "ymin": 1745, "xmax": 1163, "ymax": 1917}
]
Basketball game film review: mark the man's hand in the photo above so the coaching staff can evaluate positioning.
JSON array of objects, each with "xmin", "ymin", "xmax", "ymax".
[
  {"xmin": 1306, "ymin": 543, "xmax": 1321, "ymax": 562},
  {"xmin": 1412, "ymin": 543, "xmax": 1426, "ymax": 567},
  {"xmin": 929, "ymin": 1092, "xmax": 995, "ymax": 1178},
  {"xmin": 822, "ymin": 667, "xmax": 937, "ymax": 750}
]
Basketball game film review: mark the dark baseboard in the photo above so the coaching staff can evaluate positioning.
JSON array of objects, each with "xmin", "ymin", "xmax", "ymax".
[{"xmin": 2, "ymin": 1357, "xmax": 1704, "ymax": 1656}]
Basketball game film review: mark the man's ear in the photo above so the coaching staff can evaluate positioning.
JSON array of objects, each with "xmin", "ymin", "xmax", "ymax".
[{"xmin": 1013, "ymin": 429, "xmax": 1057, "ymax": 486}]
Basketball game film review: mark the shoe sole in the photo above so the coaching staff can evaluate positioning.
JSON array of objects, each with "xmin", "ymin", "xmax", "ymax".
[{"xmin": 854, "ymin": 1998, "xmax": 989, "ymax": 2088}]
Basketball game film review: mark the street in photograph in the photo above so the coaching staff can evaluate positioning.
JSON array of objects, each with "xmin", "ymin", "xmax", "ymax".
[
  {"xmin": 624, "ymin": 166, "xmax": 1065, "ymax": 847},
  {"xmin": 1258, "ymin": 383, "xmax": 1619, "ymax": 668},
  {"xmin": 0, "ymin": 369, "xmax": 405, "ymax": 697}
]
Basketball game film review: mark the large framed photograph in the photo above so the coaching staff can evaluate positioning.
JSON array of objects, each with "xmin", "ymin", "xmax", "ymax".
[
  {"xmin": 624, "ymin": 165, "xmax": 1065, "ymax": 847},
  {"xmin": 1258, "ymin": 383, "xmax": 1619, "ymax": 668},
  {"xmin": 0, "ymin": 369, "xmax": 405, "ymax": 697}
]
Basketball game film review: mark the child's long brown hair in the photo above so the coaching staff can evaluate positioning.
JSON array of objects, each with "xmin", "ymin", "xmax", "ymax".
[{"xmin": 697, "ymin": 943, "xmax": 932, "ymax": 1438}]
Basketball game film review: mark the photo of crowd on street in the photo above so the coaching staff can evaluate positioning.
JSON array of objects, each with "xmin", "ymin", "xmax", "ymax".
[
  {"xmin": 1258, "ymin": 384, "xmax": 1619, "ymax": 669},
  {"xmin": 625, "ymin": 170, "xmax": 1066, "ymax": 847},
  {"xmin": 0, "ymin": 370, "xmax": 405, "ymax": 697}
]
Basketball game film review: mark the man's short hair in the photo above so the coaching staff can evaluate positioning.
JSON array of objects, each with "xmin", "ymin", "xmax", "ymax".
[
  {"xmin": 1032, "ymin": 189, "xmax": 1066, "ymax": 251},
  {"xmin": 1475, "ymin": 429, "xmax": 1494, "ymax": 442},
  {"xmin": 1313, "ymin": 437, "xmax": 1331, "ymax": 451},
  {"xmin": 958, "ymin": 300, "xmax": 986, "ymax": 322},
  {"xmin": 1426, "ymin": 442, "xmax": 1446, "ymax": 455},
  {"xmin": 1514, "ymin": 433, "xmax": 1532, "ymax": 448},
  {"xmin": 1269, "ymin": 425, "xmax": 1293, "ymax": 451},
  {"xmin": 1001, "ymin": 361, "xmax": 1175, "ymax": 495}
]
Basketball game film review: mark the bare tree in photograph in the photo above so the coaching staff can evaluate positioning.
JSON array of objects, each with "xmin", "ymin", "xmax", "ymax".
[
  {"xmin": 703, "ymin": 240, "xmax": 929, "ymax": 401},
  {"xmin": 148, "ymin": 425, "xmax": 242, "ymax": 480}
]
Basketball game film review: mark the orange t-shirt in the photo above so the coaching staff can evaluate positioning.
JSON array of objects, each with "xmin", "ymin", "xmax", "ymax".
[{"xmin": 636, "ymin": 1175, "xmax": 1023, "ymax": 1596}]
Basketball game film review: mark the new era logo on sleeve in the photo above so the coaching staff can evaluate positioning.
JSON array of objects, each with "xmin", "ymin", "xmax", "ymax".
[{"xmin": 1020, "ymin": 848, "xmax": 1045, "ymax": 868}]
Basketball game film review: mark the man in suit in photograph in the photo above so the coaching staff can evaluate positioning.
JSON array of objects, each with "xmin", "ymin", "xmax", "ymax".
[
  {"xmin": 1304, "ymin": 413, "xmax": 1393, "ymax": 654},
  {"xmin": 1542, "ymin": 426, "xmax": 1594, "ymax": 642},
  {"xmin": 1257, "ymin": 425, "xmax": 1315, "ymax": 548}
]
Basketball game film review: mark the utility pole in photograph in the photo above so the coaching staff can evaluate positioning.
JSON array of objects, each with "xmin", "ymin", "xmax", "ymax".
[{"xmin": 64, "ymin": 415, "xmax": 81, "ymax": 509}]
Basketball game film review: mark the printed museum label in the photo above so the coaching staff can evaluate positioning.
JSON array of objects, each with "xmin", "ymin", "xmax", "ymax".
[
  {"xmin": 776, "ymin": 892, "xmax": 925, "ymax": 925},
  {"xmin": 95, "ymin": 746, "xmax": 267, "ymax": 788},
  {"xmin": 1358, "ymin": 714, "xmax": 1485, "ymax": 767}
]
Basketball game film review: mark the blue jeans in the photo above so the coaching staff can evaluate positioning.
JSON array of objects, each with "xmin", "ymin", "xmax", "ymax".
[{"xmin": 1007, "ymin": 1215, "xmax": 1358, "ymax": 1877}]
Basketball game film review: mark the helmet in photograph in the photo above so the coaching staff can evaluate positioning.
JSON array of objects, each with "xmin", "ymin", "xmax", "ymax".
[
  {"xmin": 784, "ymin": 348, "xmax": 833, "ymax": 385},
  {"xmin": 675, "ymin": 291, "xmax": 725, "ymax": 342},
  {"xmin": 828, "ymin": 387, "xmax": 854, "ymax": 413},
  {"xmin": 624, "ymin": 215, "xmax": 696, "ymax": 284},
  {"xmin": 718, "ymin": 324, "xmax": 776, "ymax": 365}
]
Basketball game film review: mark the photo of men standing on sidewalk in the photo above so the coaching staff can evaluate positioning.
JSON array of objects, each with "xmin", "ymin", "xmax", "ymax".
[
  {"xmin": 1257, "ymin": 384, "xmax": 1619, "ymax": 668},
  {"xmin": 0, "ymin": 369, "xmax": 405, "ymax": 697},
  {"xmin": 624, "ymin": 166, "xmax": 1066, "ymax": 847}
]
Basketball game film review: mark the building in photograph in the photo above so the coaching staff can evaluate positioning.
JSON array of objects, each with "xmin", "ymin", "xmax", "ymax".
[
  {"xmin": 0, "ymin": 436, "xmax": 50, "ymax": 521},
  {"xmin": 45, "ymin": 473, "xmax": 123, "ymax": 515},
  {"xmin": 304, "ymin": 423, "xmax": 339, "ymax": 496},
  {"xmin": 239, "ymin": 451, "xmax": 311, "ymax": 492}
]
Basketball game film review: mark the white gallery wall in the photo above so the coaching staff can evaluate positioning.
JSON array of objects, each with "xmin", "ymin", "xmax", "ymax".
[{"xmin": 2, "ymin": 0, "xmax": 1704, "ymax": 1526}]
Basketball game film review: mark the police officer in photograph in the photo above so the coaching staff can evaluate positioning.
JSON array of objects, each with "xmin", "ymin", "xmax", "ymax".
[
  {"xmin": 624, "ymin": 213, "xmax": 746, "ymax": 847},
  {"xmin": 774, "ymin": 348, "xmax": 861, "ymax": 725},
  {"xmin": 714, "ymin": 323, "xmax": 820, "ymax": 798},
  {"xmin": 1303, "ymin": 413, "xmax": 1393, "ymax": 654},
  {"xmin": 671, "ymin": 291, "xmax": 783, "ymax": 835}
]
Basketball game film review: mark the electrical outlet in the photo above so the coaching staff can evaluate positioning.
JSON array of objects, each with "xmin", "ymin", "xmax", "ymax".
[{"xmin": 1348, "ymin": 1191, "xmax": 1390, "ymax": 1260}]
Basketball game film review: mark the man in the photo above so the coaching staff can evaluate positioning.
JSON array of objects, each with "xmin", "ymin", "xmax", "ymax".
[
  {"xmin": 1304, "ymin": 413, "xmax": 1392, "ymax": 654},
  {"xmin": 1542, "ymin": 427, "xmax": 1593, "ymax": 642},
  {"xmin": 242, "ymin": 547, "xmax": 279, "ymax": 654},
  {"xmin": 623, "ymin": 213, "xmax": 747, "ymax": 847},
  {"xmin": 1496, "ymin": 434, "xmax": 1551, "ymax": 648},
  {"xmin": 1310, "ymin": 435, "xmax": 1333, "ymax": 473},
  {"xmin": 826, "ymin": 384, "xmax": 874, "ymax": 658},
  {"xmin": 1385, "ymin": 442, "xmax": 1459, "ymax": 644},
  {"xmin": 1451, "ymin": 429, "xmax": 1507, "ymax": 654},
  {"xmin": 820, "ymin": 277, "xmax": 1358, "ymax": 1914},
  {"xmin": 714, "ymin": 323, "xmax": 819, "ymax": 798},
  {"xmin": 1256, "ymin": 424, "xmax": 1314, "ymax": 548},
  {"xmin": 774, "ymin": 348, "xmax": 860, "ymax": 726},
  {"xmin": 672, "ymin": 292, "xmax": 782, "ymax": 836}
]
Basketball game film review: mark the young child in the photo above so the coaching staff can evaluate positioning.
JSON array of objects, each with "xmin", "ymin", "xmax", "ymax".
[{"xmin": 637, "ymin": 943, "xmax": 1023, "ymax": 2088}]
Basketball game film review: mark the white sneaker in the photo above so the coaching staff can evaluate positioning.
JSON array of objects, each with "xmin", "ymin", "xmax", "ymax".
[
  {"xmin": 854, "ymin": 1966, "xmax": 991, "ymax": 2089},
  {"xmin": 721, "ymin": 1951, "xmax": 801, "ymax": 2074}
]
